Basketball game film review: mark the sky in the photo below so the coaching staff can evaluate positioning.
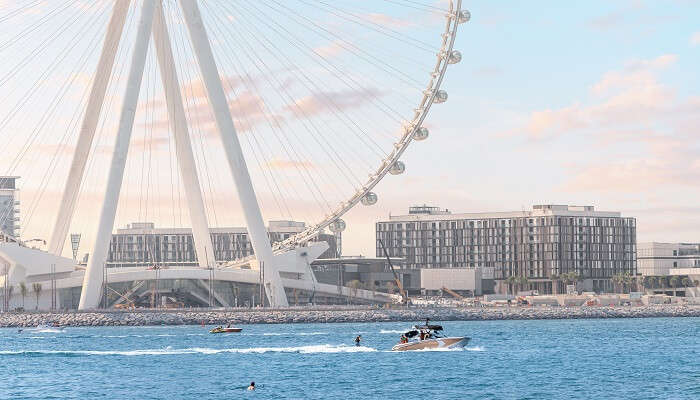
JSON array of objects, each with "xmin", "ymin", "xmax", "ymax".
[{"xmin": 1, "ymin": 0, "xmax": 700, "ymax": 259}]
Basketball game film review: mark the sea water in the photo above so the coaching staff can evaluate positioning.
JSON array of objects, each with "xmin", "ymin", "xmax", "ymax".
[{"xmin": 1, "ymin": 317, "xmax": 698, "ymax": 399}]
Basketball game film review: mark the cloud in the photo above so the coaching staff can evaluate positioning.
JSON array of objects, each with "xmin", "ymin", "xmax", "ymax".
[
  {"xmin": 285, "ymin": 87, "xmax": 383, "ymax": 118},
  {"xmin": 520, "ymin": 54, "xmax": 679, "ymax": 140},
  {"xmin": 691, "ymin": 31, "xmax": 700, "ymax": 46},
  {"xmin": 314, "ymin": 40, "xmax": 347, "ymax": 58},
  {"xmin": 182, "ymin": 75, "xmax": 245, "ymax": 100},
  {"xmin": 141, "ymin": 90, "xmax": 281, "ymax": 137},
  {"xmin": 363, "ymin": 13, "xmax": 414, "ymax": 29},
  {"xmin": 504, "ymin": 54, "xmax": 699, "ymax": 193},
  {"xmin": 587, "ymin": 11, "xmax": 625, "ymax": 31}
]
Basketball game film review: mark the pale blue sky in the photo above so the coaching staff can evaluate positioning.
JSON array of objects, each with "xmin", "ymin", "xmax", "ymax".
[{"xmin": 1, "ymin": 0, "xmax": 699, "ymax": 257}]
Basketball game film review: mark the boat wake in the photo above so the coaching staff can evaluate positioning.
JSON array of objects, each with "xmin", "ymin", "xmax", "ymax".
[
  {"xmin": 259, "ymin": 332, "xmax": 327, "ymax": 336},
  {"xmin": 0, "ymin": 344, "xmax": 377, "ymax": 357},
  {"xmin": 396, "ymin": 345, "xmax": 484, "ymax": 353},
  {"xmin": 379, "ymin": 329, "xmax": 406, "ymax": 334},
  {"xmin": 31, "ymin": 328, "xmax": 65, "ymax": 334}
]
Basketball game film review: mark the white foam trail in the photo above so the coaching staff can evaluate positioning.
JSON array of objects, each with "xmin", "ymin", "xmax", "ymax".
[
  {"xmin": 0, "ymin": 344, "xmax": 377, "ymax": 357},
  {"xmin": 259, "ymin": 332, "xmax": 327, "ymax": 336},
  {"xmin": 466, "ymin": 346, "xmax": 484, "ymax": 352},
  {"xmin": 409, "ymin": 347, "xmax": 465, "ymax": 352},
  {"xmin": 379, "ymin": 330, "xmax": 406, "ymax": 334}
]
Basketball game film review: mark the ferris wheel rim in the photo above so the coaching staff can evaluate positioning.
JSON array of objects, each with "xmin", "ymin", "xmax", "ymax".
[{"xmin": 265, "ymin": 0, "xmax": 465, "ymax": 255}]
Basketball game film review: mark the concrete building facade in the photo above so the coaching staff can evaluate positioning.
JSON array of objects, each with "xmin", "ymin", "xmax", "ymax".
[
  {"xmin": 638, "ymin": 242, "xmax": 700, "ymax": 276},
  {"xmin": 0, "ymin": 177, "xmax": 19, "ymax": 239},
  {"xmin": 420, "ymin": 268, "xmax": 482, "ymax": 296},
  {"xmin": 376, "ymin": 204, "xmax": 636, "ymax": 294},
  {"xmin": 105, "ymin": 221, "xmax": 336, "ymax": 267}
]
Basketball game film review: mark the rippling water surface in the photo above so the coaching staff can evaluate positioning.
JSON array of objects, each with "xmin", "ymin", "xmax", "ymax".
[{"xmin": 1, "ymin": 317, "xmax": 698, "ymax": 399}]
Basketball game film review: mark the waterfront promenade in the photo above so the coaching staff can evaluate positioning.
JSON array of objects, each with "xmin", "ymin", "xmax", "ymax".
[{"xmin": 1, "ymin": 304, "xmax": 698, "ymax": 327}]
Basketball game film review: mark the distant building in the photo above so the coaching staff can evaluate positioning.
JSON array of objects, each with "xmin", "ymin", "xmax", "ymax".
[
  {"xmin": 637, "ymin": 242, "xmax": 700, "ymax": 276},
  {"xmin": 311, "ymin": 256, "xmax": 419, "ymax": 297},
  {"xmin": 0, "ymin": 176, "xmax": 19, "ymax": 239},
  {"xmin": 376, "ymin": 204, "xmax": 636, "ymax": 294},
  {"xmin": 106, "ymin": 221, "xmax": 336, "ymax": 267}
]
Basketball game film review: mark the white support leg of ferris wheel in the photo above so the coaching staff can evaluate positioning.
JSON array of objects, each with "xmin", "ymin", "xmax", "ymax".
[
  {"xmin": 180, "ymin": 0, "xmax": 289, "ymax": 307},
  {"xmin": 79, "ymin": 0, "xmax": 156, "ymax": 310},
  {"xmin": 48, "ymin": 0, "xmax": 131, "ymax": 257},
  {"xmin": 152, "ymin": 1, "xmax": 215, "ymax": 270}
]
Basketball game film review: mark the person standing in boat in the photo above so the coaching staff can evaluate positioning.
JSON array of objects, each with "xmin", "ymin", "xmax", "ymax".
[{"xmin": 354, "ymin": 335, "xmax": 362, "ymax": 346}]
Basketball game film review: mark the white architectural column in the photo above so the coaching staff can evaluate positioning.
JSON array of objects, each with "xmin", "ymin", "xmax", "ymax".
[
  {"xmin": 180, "ymin": 0, "xmax": 288, "ymax": 307},
  {"xmin": 152, "ymin": 1, "xmax": 215, "ymax": 270},
  {"xmin": 79, "ymin": 0, "xmax": 157, "ymax": 310},
  {"xmin": 49, "ymin": 0, "xmax": 131, "ymax": 257}
]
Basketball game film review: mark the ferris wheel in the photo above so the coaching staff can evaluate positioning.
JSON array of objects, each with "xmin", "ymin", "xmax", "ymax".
[{"xmin": 0, "ymin": 0, "xmax": 469, "ymax": 307}]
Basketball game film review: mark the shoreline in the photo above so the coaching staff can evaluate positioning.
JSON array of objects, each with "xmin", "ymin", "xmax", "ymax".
[{"xmin": 1, "ymin": 304, "xmax": 699, "ymax": 327}]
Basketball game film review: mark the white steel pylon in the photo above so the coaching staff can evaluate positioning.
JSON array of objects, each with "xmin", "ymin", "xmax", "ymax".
[{"xmin": 68, "ymin": 0, "xmax": 286, "ymax": 309}]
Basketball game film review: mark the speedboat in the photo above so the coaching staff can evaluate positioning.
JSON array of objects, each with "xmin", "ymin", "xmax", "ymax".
[
  {"xmin": 391, "ymin": 324, "xmax": 469, "ymax": 351},
  {"xmin": 209, "ymin": 326, "xmax": 242, "ymax": 334}
]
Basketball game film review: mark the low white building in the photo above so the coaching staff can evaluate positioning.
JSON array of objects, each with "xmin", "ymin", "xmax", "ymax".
[
  {"xmin": 637, "ymin": 242, "xmax": 700, "ymax": 276},
  {"xmin": 420, "ymin": 267, "xmax": 482, "ymax": 296}
]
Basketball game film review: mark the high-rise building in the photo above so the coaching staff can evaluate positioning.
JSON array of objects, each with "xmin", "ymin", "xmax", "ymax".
[
  {"xmin": 376, "ymin": 204, "xmax": 636, "ymax": 294},
  {"xmin": 0, "ymin": 176, "xmax": 19, "ymax": 239},
  {"xmin": 106, "ymin": 220, "xmax": 336, "ymax": 267}
]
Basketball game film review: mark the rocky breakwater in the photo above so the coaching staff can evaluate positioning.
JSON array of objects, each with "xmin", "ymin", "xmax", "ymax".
[{"xmin": 1, "ymin": 304, "xmax": 699, "ymax": 328}]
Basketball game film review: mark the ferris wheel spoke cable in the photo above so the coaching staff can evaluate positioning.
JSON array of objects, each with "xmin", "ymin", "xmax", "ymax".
[
  {"xmin": 0, "ymin": 0, "xmax": 81, "ymax": 53},
  {"xmin": 213, "ymin": 10, "xmax": 370, "ymax": 212},
  {"xmin": 238, "ymin": 0, "xmax": 404, "ymax": 152},
  {"xmin": 176, "ymin": 42, "xmax": 223, "ymax": 226},
  {"xmin": 233, "ymin": 1, "xmax": 389, "ymax": 161},
  {"xmin": 194, "ymin": 4, "xmax": 322, "ymax": 221},
  {"xmin": 175, "ymin": 3, "xmax": 296, "ymax": 223},
  {"xmin": 0, "ymin": 0, "xmax": 108, "ymax": 179},
  {"xmin": 378, "ymin": 0, "xmax": 449, "ymax": 14},
  {"xmin": 216, "ymin": 0, "xmax": 367, "ymax": 190},
  {"xmin": 271, "ymin": 0, "xmax": 418, "ymax": 127},
  {"xmin": 7, "ymin": 4, "xmax": 109, "ymax": 233},
  {"xmin": 69, "ymin": 7, "xmax": 138, "ymax": 250},
  {"xmin": 273, "ymin": 1, "xmax": 465, "ymax": 250},
  {"xmin": 170, "ymin": 3, "xmax": 294, "ymax": 222},
  {"xmin": 304, "ymin": 0, "xmax": 438, "ymax": 52},
  {"xmin": 0, "ymin": 0, "xmax": 47, "ymax": 24},
  {"xmin": 165, "ymin": 4, "xmax": 235, "ymax": 226},
  {"xmin": 0, "ymin": 0, "xmax": 106, "ymax": 166},
  {"xmin": 204, "ymin": 4, "xmax": 359, "ymax": 213},
  {"xmin": 267, "ymin": 0, "xmax": 426, "ymax": 106},
  {"xmin": 202, "ymin": 3, "xmax": 336, "ymax": 215},
  {"xmin": 291, "ymin": 0, "xmax": 430, "ymax": 89},
  {"xmin": 20, "ymin": 63, "xmax": 95, "ymax": 236}
]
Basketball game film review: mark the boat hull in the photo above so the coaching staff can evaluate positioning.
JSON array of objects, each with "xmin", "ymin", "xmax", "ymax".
[
  {"xmin": 209, "ymin": 328, "xmax": 242, "ymax": 334},
  {"xmin": 391, "ymin": 337, "xmax": 469, "ymax": 351}
]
